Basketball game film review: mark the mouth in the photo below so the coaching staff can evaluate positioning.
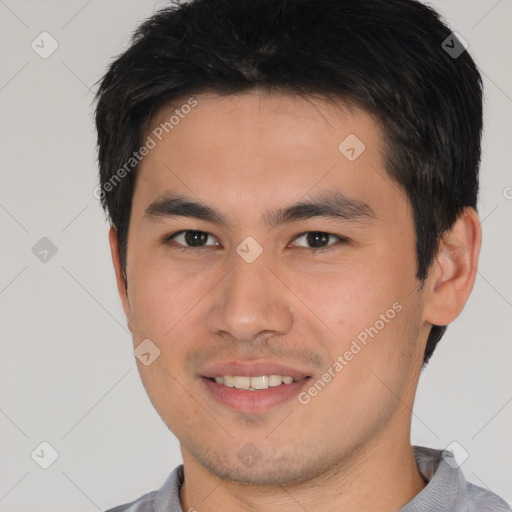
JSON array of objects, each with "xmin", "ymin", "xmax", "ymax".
[
  {"xmin": 205, "ymin": 374, "xmax": 307, "ymax": 390},
  {"xmin": 199, "ymin": 361, "xmax": 313, "ymax": 413}
]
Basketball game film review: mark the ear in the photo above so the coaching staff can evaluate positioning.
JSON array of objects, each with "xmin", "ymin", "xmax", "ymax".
[
  {"xmin": 108, "ymin": 226, "xmax": 132, "ymax": 332},
  {"xmin": 423, "ymin": 207, "xmax": 482, "ymax": 326}
]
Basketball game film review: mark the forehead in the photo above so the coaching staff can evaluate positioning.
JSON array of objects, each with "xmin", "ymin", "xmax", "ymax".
[
  {"xmin": 133, "ymin": 90, "xmax": 403, "ymax": 223},
  {"xmin": 144, "ymin": 90, "xmax": 378, "ymax": 164}
]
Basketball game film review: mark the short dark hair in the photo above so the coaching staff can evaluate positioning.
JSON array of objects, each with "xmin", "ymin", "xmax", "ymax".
[{"xmin": 94, "ymin": 0, "xmax": 483, "ymax": 365}]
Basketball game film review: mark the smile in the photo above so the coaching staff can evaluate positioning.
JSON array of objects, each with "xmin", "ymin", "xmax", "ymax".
[
  {"xmin": 211, "ymin": 374, "xmax": 298, "ymax": 390},
  {"xmin": 201, "ymin": 375, "xmax": 312, "ymax": 413}
]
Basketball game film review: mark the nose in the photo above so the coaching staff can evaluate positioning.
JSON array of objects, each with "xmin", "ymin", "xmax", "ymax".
[{"xmin": 205, "ymin": 249, "xmax": 294, "ymax": 343}]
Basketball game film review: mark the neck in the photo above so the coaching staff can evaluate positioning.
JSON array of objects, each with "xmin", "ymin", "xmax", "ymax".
[{"xmin": 179, "ymin": 423, "xmax": 426, "ymax": 512}]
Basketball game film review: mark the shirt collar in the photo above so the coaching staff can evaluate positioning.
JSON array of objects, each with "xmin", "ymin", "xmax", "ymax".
[
  {"xmin": 399, "ymin": 446, "xmax": 466, "ymax": 511},
  {"xmin": 154, "ymin": 464, "xmax": 184, "ymax": 512}
]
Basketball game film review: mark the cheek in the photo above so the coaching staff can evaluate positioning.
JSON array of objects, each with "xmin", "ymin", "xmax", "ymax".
[
  {"xmin": 291, "ymin": 262, "xmax": 391, "ymax": 341},
  {"xmin": 127, "ymin": 256, "xmax": 206, "ymax": 337},
  {"xmin": 295, "ymin": 254, "xmax": 418, "ymax": 367}
]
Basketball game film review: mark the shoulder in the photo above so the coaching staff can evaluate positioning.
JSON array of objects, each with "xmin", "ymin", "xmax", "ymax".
[
  {"xmin": 104, "ymin": 490, "xmax": 158, "ymax": 512},
  {"xmin": 103, "ymin": 465, "xmax": 184, "ymax": 512},
  {"xmin": 464, "ymin": 481, "xmax": 511, "ymax": 511},
  {"xmin": 408, "ymin": 446, "xmax": 510, "ymax": 511}
]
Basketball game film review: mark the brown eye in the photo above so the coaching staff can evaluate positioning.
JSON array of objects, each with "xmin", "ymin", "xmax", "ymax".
[
  {"xmin": 292, "ymin": 231, "xmax": 347, "ymax": 251},
  {"xmin": 165, "ymin": 230, "xmax": 219, "ymax": 250}
]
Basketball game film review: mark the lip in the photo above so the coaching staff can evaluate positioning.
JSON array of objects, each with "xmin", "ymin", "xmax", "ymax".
[
  {"xmin": 199, "ymin": 360, "xmax": 312, "ymax": 413},
  {"xmin": 200, "ymin": 360, "xmax": 311, "ymax": 380},
  {"xmin": 201, "ymin": 376, "xmax": 312, "ymax": 413}
]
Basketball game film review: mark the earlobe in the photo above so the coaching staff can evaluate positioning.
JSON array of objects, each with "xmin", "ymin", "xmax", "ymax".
[
  {"xmin": 108, "ymin": 226, "xmax": 132, "ymax": 331},
  {"xmin": 423, "ymin": 208, "xmax": 482, "ymax": 326}
]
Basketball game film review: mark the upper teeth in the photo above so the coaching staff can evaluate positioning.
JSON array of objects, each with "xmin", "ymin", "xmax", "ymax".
[{"xmin": 214, "ymin": 375, "xmax": 295, "ymax": 390}]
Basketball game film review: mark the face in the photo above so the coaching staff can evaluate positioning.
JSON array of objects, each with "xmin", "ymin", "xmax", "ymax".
[{"xmin": 114, "ymin": 91, "xmax": 431, "ymax": 486}]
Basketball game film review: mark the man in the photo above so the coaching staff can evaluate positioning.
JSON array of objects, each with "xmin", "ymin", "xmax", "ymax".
[{"xmin": 94, "ymin": 0, "xmax": 510, "ymax": 510}]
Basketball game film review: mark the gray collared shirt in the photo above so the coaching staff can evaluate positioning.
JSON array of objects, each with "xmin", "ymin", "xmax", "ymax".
[{"xmin": 105, "ymin": 446, "xmax": 510, "ymax": 511}]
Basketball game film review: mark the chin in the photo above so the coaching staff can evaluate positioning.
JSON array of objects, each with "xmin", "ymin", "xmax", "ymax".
[{"xmin": 189, "ymin": 443, "xmax": 341, "ymax": 487}]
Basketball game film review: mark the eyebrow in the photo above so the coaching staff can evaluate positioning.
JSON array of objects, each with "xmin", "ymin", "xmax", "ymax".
[{"xmin": 143, "ymin": 190, "xmax": 376, "ymax": 229}]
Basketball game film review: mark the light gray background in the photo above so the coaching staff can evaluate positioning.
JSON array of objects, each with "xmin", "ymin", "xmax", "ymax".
[{"xmin": 0, "ymin": 0, "xmax": 510, "ymax": 510}]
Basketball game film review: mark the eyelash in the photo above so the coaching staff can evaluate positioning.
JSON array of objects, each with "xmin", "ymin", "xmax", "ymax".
[{"xmin": 161, "ymin": 230, "xmax": 349, "ymax": 253}]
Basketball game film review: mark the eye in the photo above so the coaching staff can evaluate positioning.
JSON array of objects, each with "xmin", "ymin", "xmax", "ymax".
[
  {"xmin": 291, "ymin": 231, "xmax": 348, "ymax": 252},
  {"xmin": 162, "ymin": 230, "xmax": 349, "ymax": 253},
  {"xmin": 163, "ymin": 230, "xmax": 219, "ymax": 251}
]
